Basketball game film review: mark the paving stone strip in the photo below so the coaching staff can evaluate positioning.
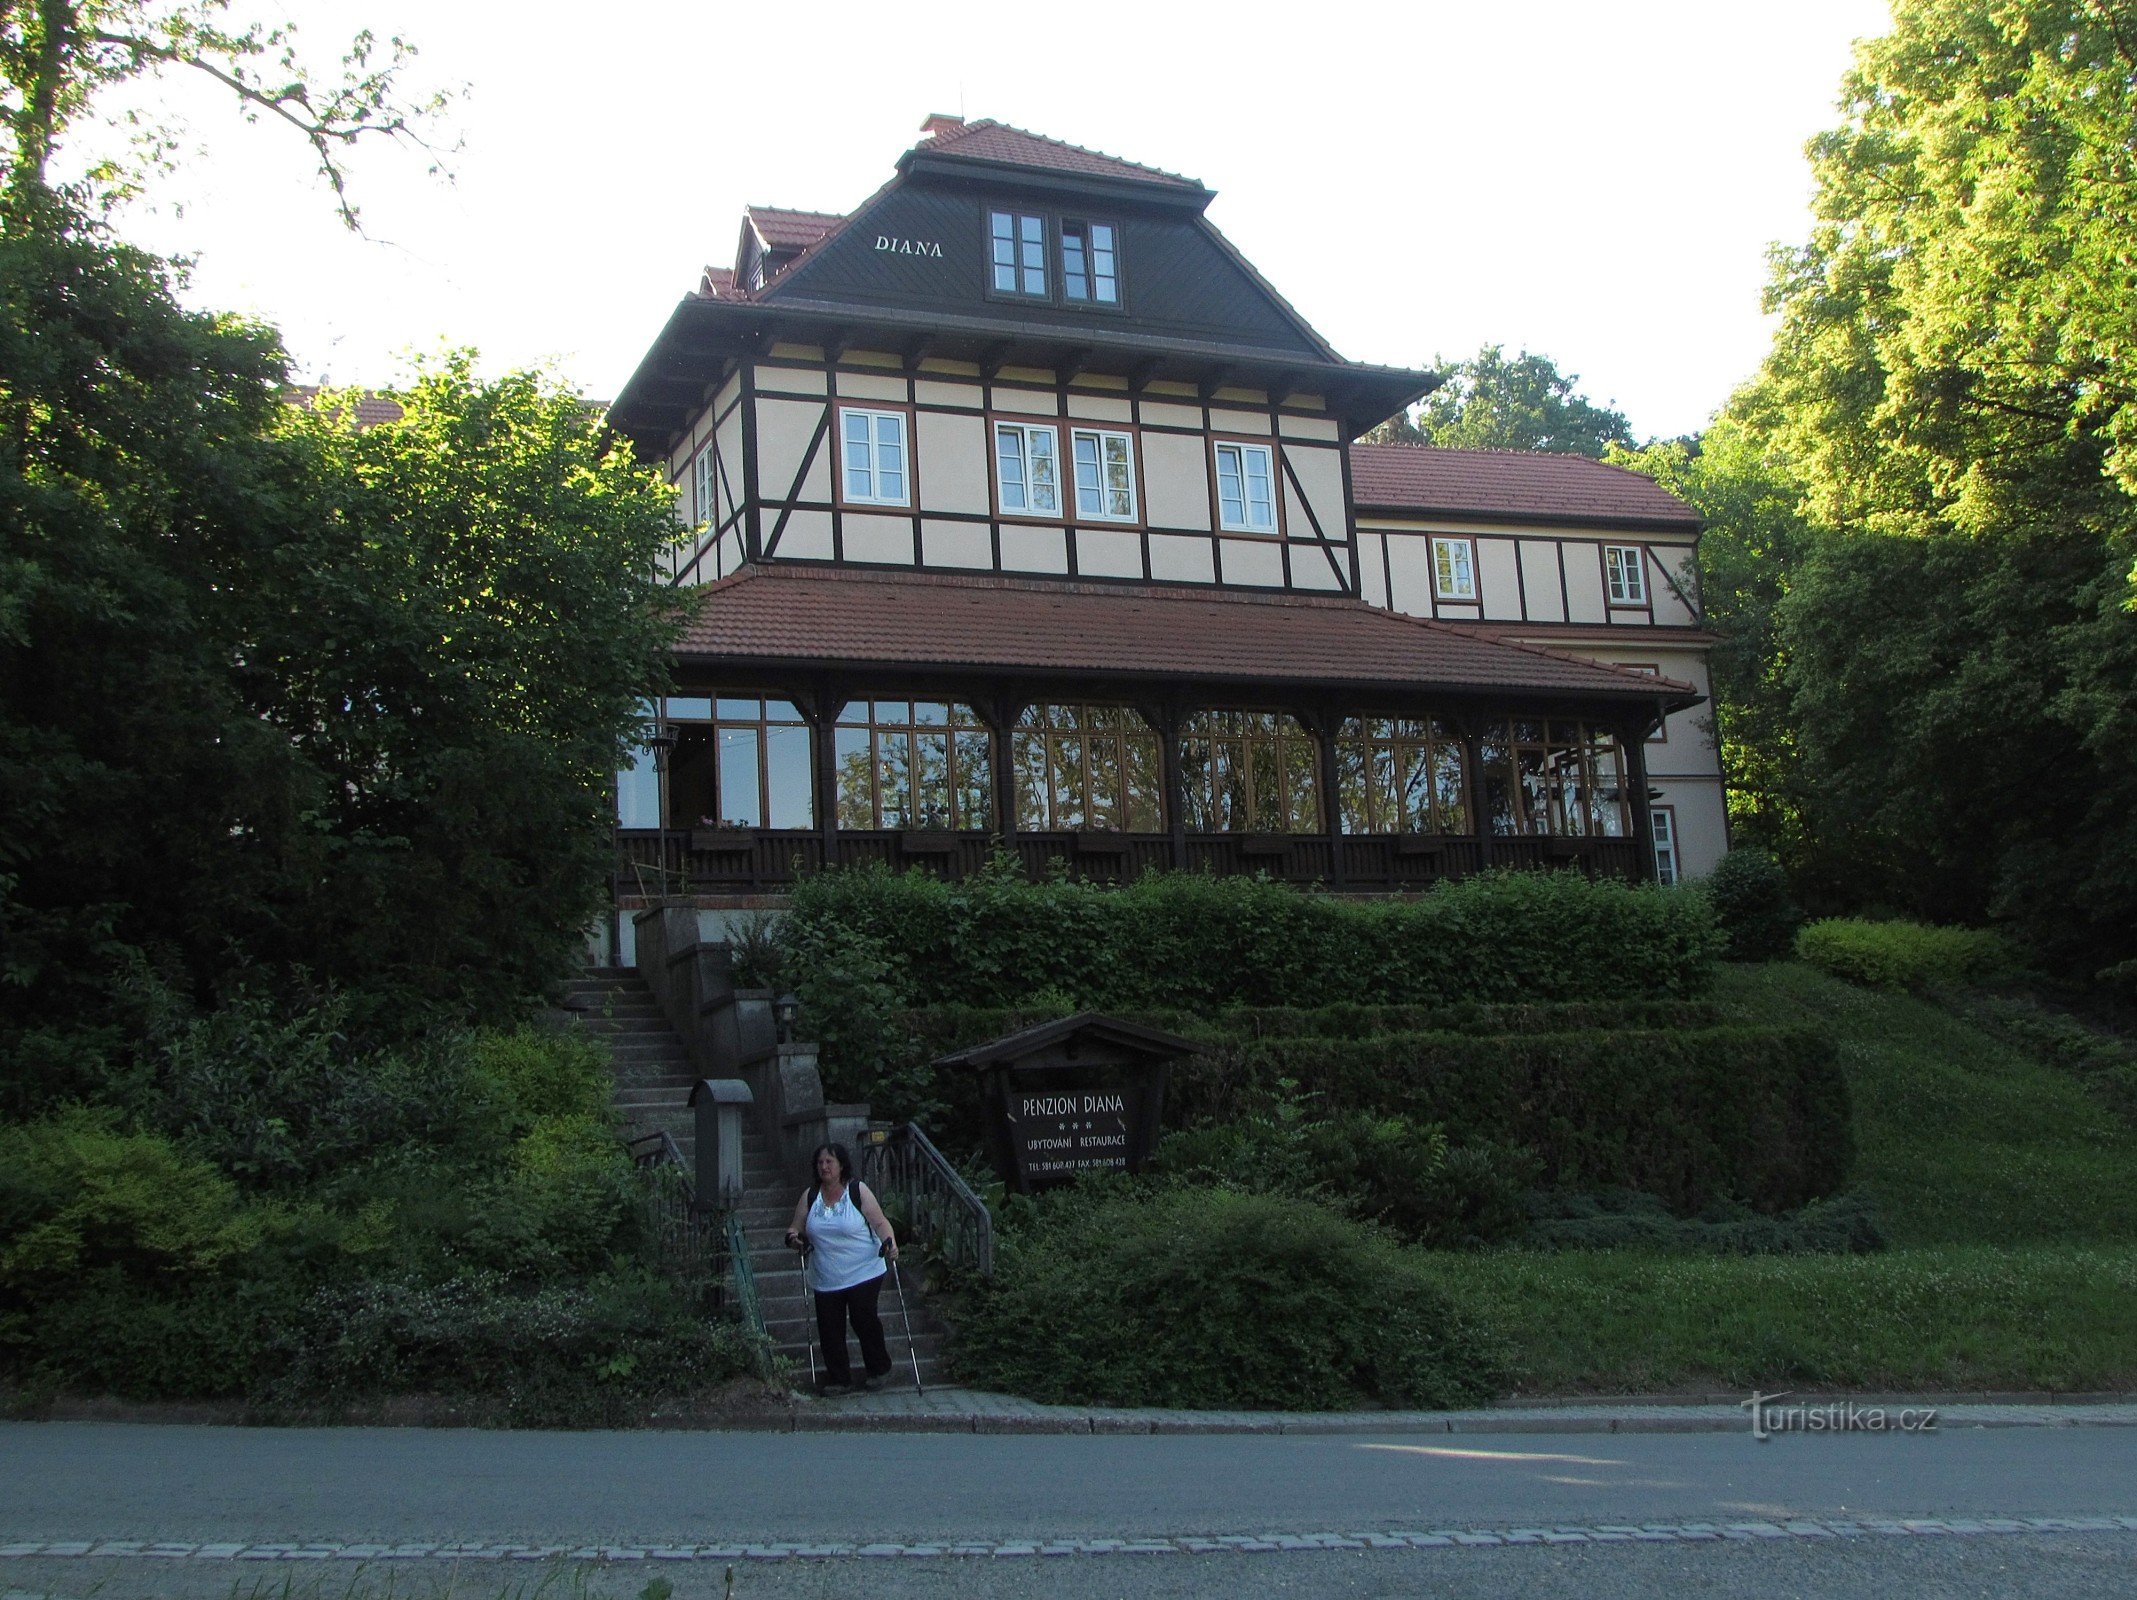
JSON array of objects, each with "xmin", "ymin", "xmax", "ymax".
[{"xmin": 4, "ymin": 1517, "xmax": 2133, "ymax": 1562}]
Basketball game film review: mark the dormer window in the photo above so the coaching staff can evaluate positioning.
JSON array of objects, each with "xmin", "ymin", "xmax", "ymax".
[
  {"xmin": 990, "ymin": 211, "xmax": 1047, "ymax": 297},
  {"xmin": 1061, "ymin": 220, "xmax": 1118, "ymax": 304}
]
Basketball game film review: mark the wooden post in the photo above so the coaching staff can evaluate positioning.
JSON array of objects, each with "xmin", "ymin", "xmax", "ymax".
[
  {"xmin": 1621, "ymin": 722, "xmax": 1656, "ymax": 884},
  {"xmin": 809, "ymin": 683, "xmax": 841, "ymax": 870},
  {"xmin": 1461, "ymin": 719, "xmax": 1493, "ymax": 874},
  {"xmin": 1156, "ymin": 699, "xmax": 1188, "ymax": 872},
  {"xmin": 1307, "ymin": 707, "xmax": 1346, "ymax": 889}
]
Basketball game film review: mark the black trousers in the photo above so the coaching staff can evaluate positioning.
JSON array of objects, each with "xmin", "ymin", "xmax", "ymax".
[{"xmin": 813, "ymin": 1272, "xmax": 890, "ymax": 1383}]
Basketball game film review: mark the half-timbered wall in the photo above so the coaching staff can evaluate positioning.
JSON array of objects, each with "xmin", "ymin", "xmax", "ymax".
[
  {"xmin": 735, "ymin": 343, "xmax": 1356, "ymax": 593},
  {"xmin": 1357, "ymin": 518, "xmax": 1700, "ymax": 629},
  {"xmin": 664, "ymin": 371, "xmax": 747, "ymax": 585}
]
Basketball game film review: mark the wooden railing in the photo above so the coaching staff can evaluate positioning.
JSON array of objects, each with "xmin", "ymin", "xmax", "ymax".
[{"xmin": 617, "ymin": 827, "xmax": 1644, "ymax": 894}]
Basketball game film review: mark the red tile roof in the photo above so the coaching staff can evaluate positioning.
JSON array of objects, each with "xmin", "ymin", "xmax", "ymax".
[
  {"xmin": 1348, "ymin": 444, "xmax": 1700, "ymax": 530},
  {"xmin": 678, "ymin": 566, "xmax": 1696, "ymax": 700},
  {"xmin": 747, "ymin": 206, "xmax": 845, "ymax": 251},
  {"xmin": 920, "ymin": 119, "xmax": 1203, "ymax": 190},
  {"xmin": 283, "ymin": 386, "xmax": 404, "ymax": 428},
  {"xmin": 699, "ymin": 265, "xmax": 736, "ymax": 299}
]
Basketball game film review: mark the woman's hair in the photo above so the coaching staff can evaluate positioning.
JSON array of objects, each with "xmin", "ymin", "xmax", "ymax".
[{"xmin": 813, "ymin": 1142, "xmax": 854, "ymax": 1186}]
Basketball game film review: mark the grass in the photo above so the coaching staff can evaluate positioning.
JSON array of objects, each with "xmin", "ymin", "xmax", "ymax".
[{"xmin": 1425, "ymin": 964, "xmax": 2137, "ymax": 1395}]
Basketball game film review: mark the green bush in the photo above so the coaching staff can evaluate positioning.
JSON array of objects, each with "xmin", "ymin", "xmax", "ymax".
[
  {"xmin": 952, "ymin": 1186, "xmax": 1502, "ymax": 1410},
  {"xmin": 1165, "ymin": 1026, "xmax": 1851, "ymax": 1215},
  {"xmin": 1796, "ymin": 918, "xmax": 2017, "ymax": 991},
  {"xmin": 1153, "ymin": 1087, "xmax": 1537, "ymax": 1249},
  {"xmin": 1705, "ymin": 848, "xmax": 1800, "ymax": 961},
  {"xmin": 785, "ymin": 860, "xmax": 1721, "ymax": 1015},
  {"xmin": 0, "ymin": 1109, "xmax": 260, "ymax": 1293},
  {"xmin": 268, "ymin": 1268, "xmax": 764, "ymax": 1423}
]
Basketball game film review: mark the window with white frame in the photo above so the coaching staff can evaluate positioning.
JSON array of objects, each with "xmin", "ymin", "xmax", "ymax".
[
  {"xmin": 1061, "ymin": 219, "xmax": 1119, "ymax": 304},
  {"xmin": 1432, "ymin": 536, "xmax": 1478, "ymax": 601},
  {"xmin": 994, "ymin": 422, "xmax": 1061, "ymax": 515},
  {"xmin": 1651, "ymin": 805, "xmax": 1679, "ymax": 885},
  {"xmin": 840, "ymin": 408, "xmax": 908, "ymax": 505},
  {"xmin": 692, "ymin": 443, "xmax": 717, "ymax": 528},
  {"xmin": 1071, "ymin": 428, "xmax": 1137, "ymax": 521},
  {"xmin": 1215, "ymin": 441, "xmax": 1277, "ymax": 533},
  {"xmin": 1605, "ymin": 544, "xmax": 1648, "ymax": 605},
  {"xmin": 990, "ymin": 211, "xmax": 1048, "ymax": 298}
]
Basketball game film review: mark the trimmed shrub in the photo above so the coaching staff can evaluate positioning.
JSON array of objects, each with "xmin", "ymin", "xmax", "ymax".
[
  {"xmin": 1705, "ymin": 848, "xmax": 1800, "ymax": 961},
  {"xmin": 952, "ymin": 1186, "xmax": 1502, "ymax": 1410},
  {"xmin": 1797, "ymin": 918, "xmax": 2017, "ymax": 992},
  {"xmin": 784, "ymin": 860, "xmax": 1722, "ymax": 1015}
]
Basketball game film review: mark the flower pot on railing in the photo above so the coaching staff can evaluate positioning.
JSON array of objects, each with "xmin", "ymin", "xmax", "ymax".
[{"xmin": 690, "ymin": 826, "xmax": 756, "ymax": 856}]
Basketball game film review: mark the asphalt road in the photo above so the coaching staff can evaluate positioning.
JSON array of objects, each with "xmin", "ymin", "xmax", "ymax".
[{"xmin": 1, "ymin": 1422, "xmax": 2132, "ymax": 1598}]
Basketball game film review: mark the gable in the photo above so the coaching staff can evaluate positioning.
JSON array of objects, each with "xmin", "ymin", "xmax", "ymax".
[{"xmin": 763, "ymin": 176, "xmax": 1332, "ymax": 361}]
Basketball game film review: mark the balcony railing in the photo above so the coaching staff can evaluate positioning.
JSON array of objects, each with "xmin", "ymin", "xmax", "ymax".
[{"xmin": 616, "ymin": 827, "xmax": 1642, "ymax": 895}]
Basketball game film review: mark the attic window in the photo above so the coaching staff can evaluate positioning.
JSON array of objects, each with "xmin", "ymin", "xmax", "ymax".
[
  {"xmin": 990, "ymin": 211, "xmax": 1047, "ymax": 297},
  {"xmin": 1061, "ymin": 221, "xmax": 1118, "ymax": 304}
]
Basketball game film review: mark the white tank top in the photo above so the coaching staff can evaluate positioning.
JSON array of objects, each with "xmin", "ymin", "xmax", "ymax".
[{"xmin": 805, "ymin": 1183, "xmax": 886, "ymax": 1293}]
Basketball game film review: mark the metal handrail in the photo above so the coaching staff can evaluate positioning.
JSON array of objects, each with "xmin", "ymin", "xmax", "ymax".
[
  {"xmin": 861, "ymin": 1122, "xmax": 995, "ymax": 1280},
  {"xmin": 625, "ymin": 1128, "xmax": 776, "ymax": 1364}
]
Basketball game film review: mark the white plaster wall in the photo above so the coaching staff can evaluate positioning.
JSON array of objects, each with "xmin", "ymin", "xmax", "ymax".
[
  {"xmin": 1563, "ymin": 544, "xmax": 1609, "ymax": 624},
  {"xmin": 917, "ymin": 411, "xmax": 989, "ymax": 516},
  {"xmin": 1386, "ymin": 535, "xmax": 1433, "ymax": 615},
  {"xmin": 1148, "ymin": 534, "xmax": 1216, "ymax": 584},
  {"xmin": 1142, "ymin": 432, "xmax": 1213, "ymax": 532},
  {"xmin": 1217, "ymin": 538, "xmax": 1284, "ymax": 587},
  {"xmin": 1478, "ymin": 538, "xmax": 1523, "ymax": 622},
  {"xmin": 834, "ymin": 371, "xmax": 907, "ymax": 403},
  {"xmin": 1077, "ymin": 527, "xmax": 1142, "ymax": 579},
  {"xmin": 1290, "ymin": 547, "xmax": 1344, "ymax": 590},
  {"xmin": 1000, "ymin": 524, "xmax": 1069, "ymax": 574},
  {"xmin": 842, "ymin": 513, "xmax": 915, "ymax": 566},
  {"xmin": 1650, "ymin": 543, "xmax": 1701, "ymax": 625},
  {"xmin": 922, "ymin": 519, "xmax": 992, "ymax": 569},
  {"xmin": 1520, "ymin": 541, "xmax": 1566, "ymax": 622},
  {"xmin": 756, "ymin": 398, "xmax": 825, "ymax": 506},
  {"xmin": 1357, "ymin": 533, "xmax": 1389, "ymax": 607},
  {"xmin": 777, "ymin": 510, "xmax": 834, "ymax": 562}
]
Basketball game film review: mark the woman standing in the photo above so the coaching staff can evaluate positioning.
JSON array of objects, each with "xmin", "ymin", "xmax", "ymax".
[{"xmin": 785, "ymin": 1142, "xmax": 899, "ymax": 1394}]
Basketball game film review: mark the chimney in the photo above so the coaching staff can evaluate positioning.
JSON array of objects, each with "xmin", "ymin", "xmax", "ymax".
[{"xmin": 919, "ymin": 112, "xmax": 965, "ymax": 141}]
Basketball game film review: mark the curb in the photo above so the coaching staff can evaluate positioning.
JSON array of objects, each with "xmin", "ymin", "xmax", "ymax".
[{"xmin": 13, "ymin": 1389, "xmax": 2137, "ymax": 1436}]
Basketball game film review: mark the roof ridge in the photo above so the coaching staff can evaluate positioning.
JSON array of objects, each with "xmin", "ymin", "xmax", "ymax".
[{"xmin": 927, "ymin": 117, "xmax": 1202, "ymax": 187}]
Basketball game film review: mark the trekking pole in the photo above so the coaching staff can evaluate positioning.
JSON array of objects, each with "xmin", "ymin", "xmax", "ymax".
[
  {"xmin": 787, "ymin": 1229, "xmax": 819, "ymax": 1391},
  {"xmin": 883, "ymin": 1239, "xmax": 923, "ymax": 1394}
]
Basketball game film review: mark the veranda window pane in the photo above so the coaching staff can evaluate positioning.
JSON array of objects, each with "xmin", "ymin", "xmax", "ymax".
[
  {"xmin": 911, "ymin": 701, "xmax": 947, "ymax": 726},
  {"xmin": 1012, "ymin": 729, "xmax": 1047, "ymax": 830},
  {"xmin": 1285, "ymin": 738, "xmax": 1319, "ymax": 832},
  {"xmin": 1087, "ymin": 736, "xmax": 1121, "ymax": 830},
  {"xmin": 1335, "ymin": 742, "xmax": 1368, "ymax": 833},
  {"xmin": 763, "ymin": 699, "xmax": 801, "ymax": 724},
  {"xmin": 766, "ymin": 724, "xmax": 813, "ymax": 829},
  {"xmin": 667, "ymin": 696, "xmax": 713, "ymax": 721},
  {"xmin": 834, "ymin": 727, "xmax": 873, "ymax": 829},
  {"xmin": 1515, "ymin": 747, "xmax": 1549, "ymax": 834},
  {"xmin": 1247, "ymin": 735, "xmax": 1281, "ymax": 828},
  {"xmin": 1178, "ymin": 737, "xmax": 1212, "ymax": 831},
  {"xmin": 1402, "ymin": 746, "xmax": 1434, "ymax": 832},
  {"xmin": 716, "ymin": 728, "xmax": 763, "ymax": 828},
  {"xmin": 1433, "ymin": 745, "xmax": 1468, "ymax": 834},
  {"xmin": 912, "ymin": 732, "xmax": 950, "ymax": 826},
  {"xmin": 953, "ymin": 729, "xmax": 992, "ymax": 827},
  {"xmin": 1371, "ymin": 741, "xmax": 1399, "ymax": 833},
  {"xmin": 1126, "ymin": 737, "xmax": 1161, "ymax": 831},
  {"xmin": 875, "ymin": 701, "xmax": 911, "ymax": 725},
  {"xmin": 617, "ymin": 750, "xmax": 659, "ymax": 829},
  {"xmin": 877, "ymin": 732, "xmax": 913, "ymax": 828},
  {"xmin": 714, "ymin": 697, "xmax": 758, "ymax": 721},
  {"xmin": 1050, "ymin": 736, "xmax": 1086, "ymax": 829}
]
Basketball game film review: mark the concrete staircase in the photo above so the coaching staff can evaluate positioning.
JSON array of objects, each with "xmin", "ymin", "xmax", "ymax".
[{"xmin": 564, "ymin": 967, "xmax": 948, "ymax": 1389}]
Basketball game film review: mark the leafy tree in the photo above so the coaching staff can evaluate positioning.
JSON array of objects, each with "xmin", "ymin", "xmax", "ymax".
[
  {"xmin": 1367, "ymin": 345, "xmax": 1633, "ymax": 457},
  {"xmin": 0, "ymin": 210, "xmax": 684, "ymax": 1109},
  {"xmin": 1692, "ymin": 0, "xmax": 2137, "ymax": 968},
  {"xmin": 2, "ymin": 0, "xmax": 444, "ymax": 227}
]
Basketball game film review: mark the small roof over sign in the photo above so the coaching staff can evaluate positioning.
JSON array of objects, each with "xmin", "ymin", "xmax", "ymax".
[{"xmin": 934, "ymin": 1013, "xmax": 1202, "ymax": 1071}]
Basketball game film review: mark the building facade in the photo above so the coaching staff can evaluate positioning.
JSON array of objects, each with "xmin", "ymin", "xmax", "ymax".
[{"xmin": 604, "ymin": 116, "xmax": 1722, "ymax": 940}]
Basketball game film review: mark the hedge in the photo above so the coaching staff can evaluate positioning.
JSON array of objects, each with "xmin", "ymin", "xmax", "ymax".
[
  {"xmin": 859, "ymin": 1007, "xmax": 1846, "ymax": 1216},
  {"xmin": 1177, "ymin": 1026, "xmax": 1853, "ymax": 1214},
  {"xmin": 785, "ymin": 859, "xmax": 1722, "ymax": 1012}
]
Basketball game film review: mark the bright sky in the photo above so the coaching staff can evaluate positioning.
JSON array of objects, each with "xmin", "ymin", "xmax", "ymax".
[{"xmin": 102, "ymin": 0, "xmax": 1894, "ymax": 443}]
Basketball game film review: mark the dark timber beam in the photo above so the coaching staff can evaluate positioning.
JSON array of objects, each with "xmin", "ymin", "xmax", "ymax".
[
  {"xmin": 978, "ymin": 342, "xmax": 1016, "ymax": 385},
  {"xmin": 1126, "ymin": 357, "xmax": 1165, "ymax": 394}
]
